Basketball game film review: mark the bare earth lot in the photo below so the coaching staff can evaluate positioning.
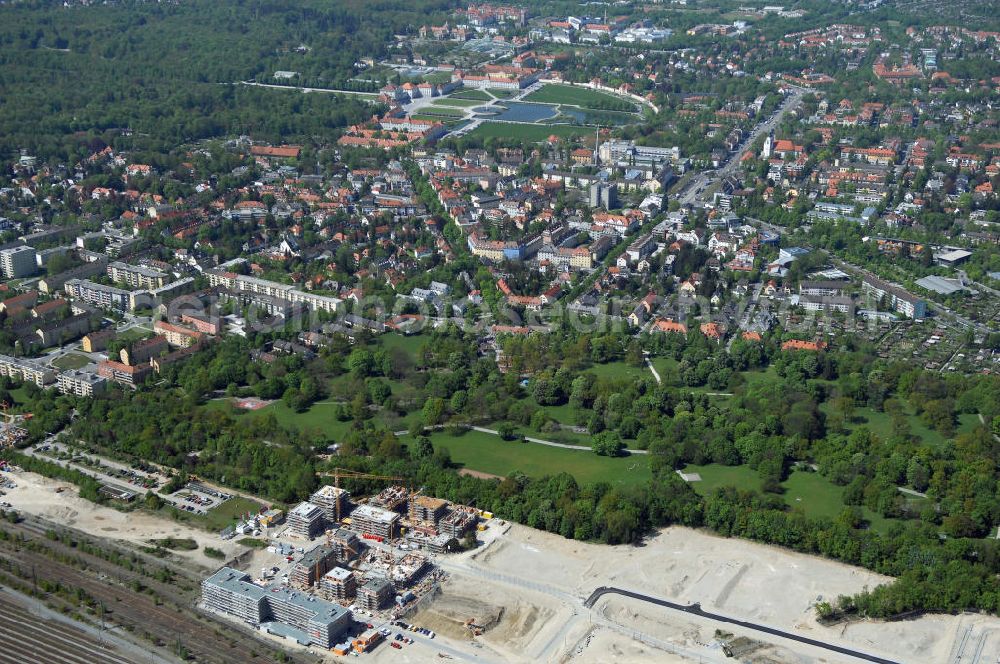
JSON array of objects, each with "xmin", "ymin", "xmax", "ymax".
[
  {"xmin": 2, "ymin": 470, "xmax": 244, "ymax": 571},
  {"xmin": 414, "ymin": 523, "xmax": 1000, "ymax": 663}
]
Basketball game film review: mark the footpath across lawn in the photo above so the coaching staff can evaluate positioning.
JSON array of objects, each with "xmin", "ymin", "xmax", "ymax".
[{"xmin": 407, "ymin": 429, "xmax": 651, "ymax": 487}]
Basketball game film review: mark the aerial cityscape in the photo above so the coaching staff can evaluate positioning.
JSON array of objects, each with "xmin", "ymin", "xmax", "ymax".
[{"xmin": 0, "ymin": 0, "xmax": 998, "ymax": 662}]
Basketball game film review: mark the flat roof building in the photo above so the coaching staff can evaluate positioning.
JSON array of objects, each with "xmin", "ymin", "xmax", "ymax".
[
  {"xmin": 439, "ymin": 508, "xmax": 478, "ymax": 539},
  {"xmin": 328, "ymin": 527, "xmax": 361, "ymax": 564},
  {"xmin": 370, "ymin": 485, "xmax": 409, "ymax": 512},
  {"xmin": 0, "ymin": 246, "xmax": 37, "ymax": 279},
  {"xmin": 862, "ymin": 275, "xmax": 927, "ymax": 319},
  {"xmin": 289, "ymin": 544, "xmax": 338, "ymax": 590},
  {"xmin": 57, "ymin": 370, "xmax": 107, "ymax": 397},
  {"xmin": 356, "ymin": 577, "xmax": 393, "ymax": 612},
  {"xmin": 310, "ymin": 485, "xmax": 350, "ymax": 527},
  {"xmin": 202, "ymin": 567, "xmax": 352, "ymax": 649},
  {"xmin": 934, "ymin": 249, "xmax": 972, "ymax": 267},
  {"xmin": 0, "ymin": 354, "xmax": 56, "ymax": 387},
  {"xmin": 350, "ymin": 504, "xmax": 399, "ymax": 540},
  {"xmin": 798, "ymin": 280, "xmax": 850, "ymax": 297},
  {"xmin": 798, "ymin": 294, "xmax": 854, "ymax": 314},
  {"xmin": 320, "ymin": 566, "xmax": 357, "ymax": 602},
  {"xmin": 409, "ymin": 495, "xmax": 448, "ymax": 530},
  {"xmin": 206, "ymin": 269, "xmax": 342, "ymax": 313},
  {"xmin": 108, "ymin": 261, "xmax": 168, "ymax": 290},
  {"xmin": 64, "ymin": 279, "xmax": 152, "ymax": 313},
  {"xmin": 915, "ymin": 275, "xmax": 967, "ymax": 296},
  {"xmin": 287, "ymin": 501, "xmax": 325, "ymax": 539}
]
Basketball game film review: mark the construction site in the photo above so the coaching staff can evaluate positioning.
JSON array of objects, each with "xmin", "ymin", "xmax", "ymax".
[
  {"xmin": 8, "ymin": 458, "xmax": 1000, "ymax": 663},
  {"xmin": 201, "ymin": 469, "xmax": 488, "ymax": 657},
  {"xmin": 0, "ymin": 403, "xmax": 30, "ymax": 449}
]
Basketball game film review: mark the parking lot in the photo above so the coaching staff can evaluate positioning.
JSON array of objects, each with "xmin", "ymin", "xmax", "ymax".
[
  {"xmin": 25, "ymin": 442, "xmax": 229, "ymax": 514},
  {"xmin": 174, "ymin": 482, "xmax": 232, "ymax": 514}
]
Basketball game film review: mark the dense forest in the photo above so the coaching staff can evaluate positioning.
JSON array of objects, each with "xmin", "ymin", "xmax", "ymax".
[{"xmin": 0, "ymin": 0, "xmax": 458, "ymax": 160}]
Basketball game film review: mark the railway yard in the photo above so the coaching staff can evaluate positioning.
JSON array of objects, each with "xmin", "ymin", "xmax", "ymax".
[
  {"xmin": 0, "ymin": 513, "xmax": 316, "ymax": 664},
  {"xmin": 0, "ymin": 588, "xmax": 157, "ymax": 664}
]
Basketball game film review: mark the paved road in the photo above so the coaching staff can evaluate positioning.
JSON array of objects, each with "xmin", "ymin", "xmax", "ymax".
[
  {"xmin": 584, "ymin": 587, "xmax": 899, "ymax": 664},
  {"xmin": 675, "ymin": 88, "xmax": 806, "ymax": 206}
]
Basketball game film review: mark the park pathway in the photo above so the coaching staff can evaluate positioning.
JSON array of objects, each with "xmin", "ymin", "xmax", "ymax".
[
  {"xmin": 645, "ymin": 357, "xmax": 662, "ymax": 385},
  {"xmin": 393, "ymin": 424, "xmax": 648, "ymax": 455}
]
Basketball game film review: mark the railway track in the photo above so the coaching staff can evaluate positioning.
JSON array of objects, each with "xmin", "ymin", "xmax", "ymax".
[
  {"xmin": 0, "ymin": 517, "xmax": 313, "ymax": 664},
  {"xmin": 0, "ymin": 593, "xmax": 135, "ymax": 664}
]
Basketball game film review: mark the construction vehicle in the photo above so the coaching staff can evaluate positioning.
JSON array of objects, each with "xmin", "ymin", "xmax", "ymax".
[{"xmin": 464, "ymin": 618, "xmax": 484, "ymax": 636}]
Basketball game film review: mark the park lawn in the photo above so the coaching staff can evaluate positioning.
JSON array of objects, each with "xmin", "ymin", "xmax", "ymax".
[
  {"xmin": 51, "ymin": 353, "xmax": 90, "ymax": 371},
  {"xmin": 467, "ymin": 122, "xmax": 590, "ymax": 142},
  {"xmin": 416, "ymin": 105, "xmax": 465, "ymax": 115},
  {"xmin": 782, "ymin": 471, "xmax": 894, "ymax": 533},
  {"xmin": 957, "ymin": 413, "xmax": 983, "ymax": 435},
  {"xmin": 572, "ymin": 109, "xmax": 641, "ymax": 126},
  {"xmin": 585, "ymin": 361, "xmax": 650, "ymax": 383},
  {"xmin": 8, "ymin": 386, "xmax": 30, "ymax": 406},
  {"xmin": 204, "ymin": 398, "xmax": 355, "ymax": 441},
  {"xmin": 509, "ymin": 421, "xmax": 593, "ymax": 447},
  {"xmin": 737, "ymin": 365, "xmax": 782, "ymax": 391},
  {"xmin": 413, "ymin": 108, "xmax": 466, "ymax": 119},
  {"xmin": 530, "ymin": 400, "xmax": 581, "ymax": 427},
  {"xmin": 413, "ymin": 429, "xmax": 651, "ymax": 487},
  {"xmin": 486, "ymin": 88, "xmax": 516, "ymax": 98},
  {"xmin": 821, "ymin": 403, "xmax": 980, "ymax": 448},
  {"xmin": 379, "ymin": 333, "xmax": 426, "ymax": 362},
  {"xmin": 782, "ymin": 471, "xmax": 845, "ymax": 520},
  {"xmin": 432, "ymin": 97, "xmax": 482, "ymax": 108},
  {"xmin": 449, "ymin": 89, "xmax": 492, "ymax": 101},
  {"xmin": 651, "ymin": 357, "xmax": 681, "ymax": 386},
  {"xmin": 198, "ymin": 496, "xmax": 267, "ymax": 531},
  {"xmin": 523, "ymin": 83, "xmax": 635, "ymax": 110},
  {"xmin": 682, "ymin": 463, "xmax": 762, "ymax": 495},
  {"xmin": 683, "ymin": 464, "xmax": 895, "ymax": 533}
]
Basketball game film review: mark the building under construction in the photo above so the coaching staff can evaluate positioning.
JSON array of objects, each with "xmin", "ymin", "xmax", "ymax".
[
  {"xmin": 310, "ymin": 485, "xmax": 350, "ymax": 526},
  {"xmin": 287, "ymin": 501, "xmax": 325, "ymax": 539},
  {"xmin": 350, "ymin": 504, "xmax": 399, "ymax": 540},
  {"xmin": 356, "ymin": 576, "xmax": 393, "ymax": 611},
  {"xmin": 409, "ymin": 495, "xmax": 448, "ymax": 531},
  {"xmin": 389, "ymin": 553, "xmax": 430, "ymax": 589},
  {"xmin": 440, "ymin": 507, "xmax": 479, "ymax": 539},
  {"xmin": 361, "ymin": 547, "xmax": 429, "ymax": 590},
  {"xmin": 327, "ymin": 527, "xmax": 361, "ymax": 564},
  {"xmin": 289, "ymin": 544, "xmax": 338, "ymax": 590},
  {"xmin": 320, "ymin": 566, "xmax": 357, "ymax": 602},
  {"xmin": 370, "ymin": 485, "xmax": 409, "ymax": 512}
]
